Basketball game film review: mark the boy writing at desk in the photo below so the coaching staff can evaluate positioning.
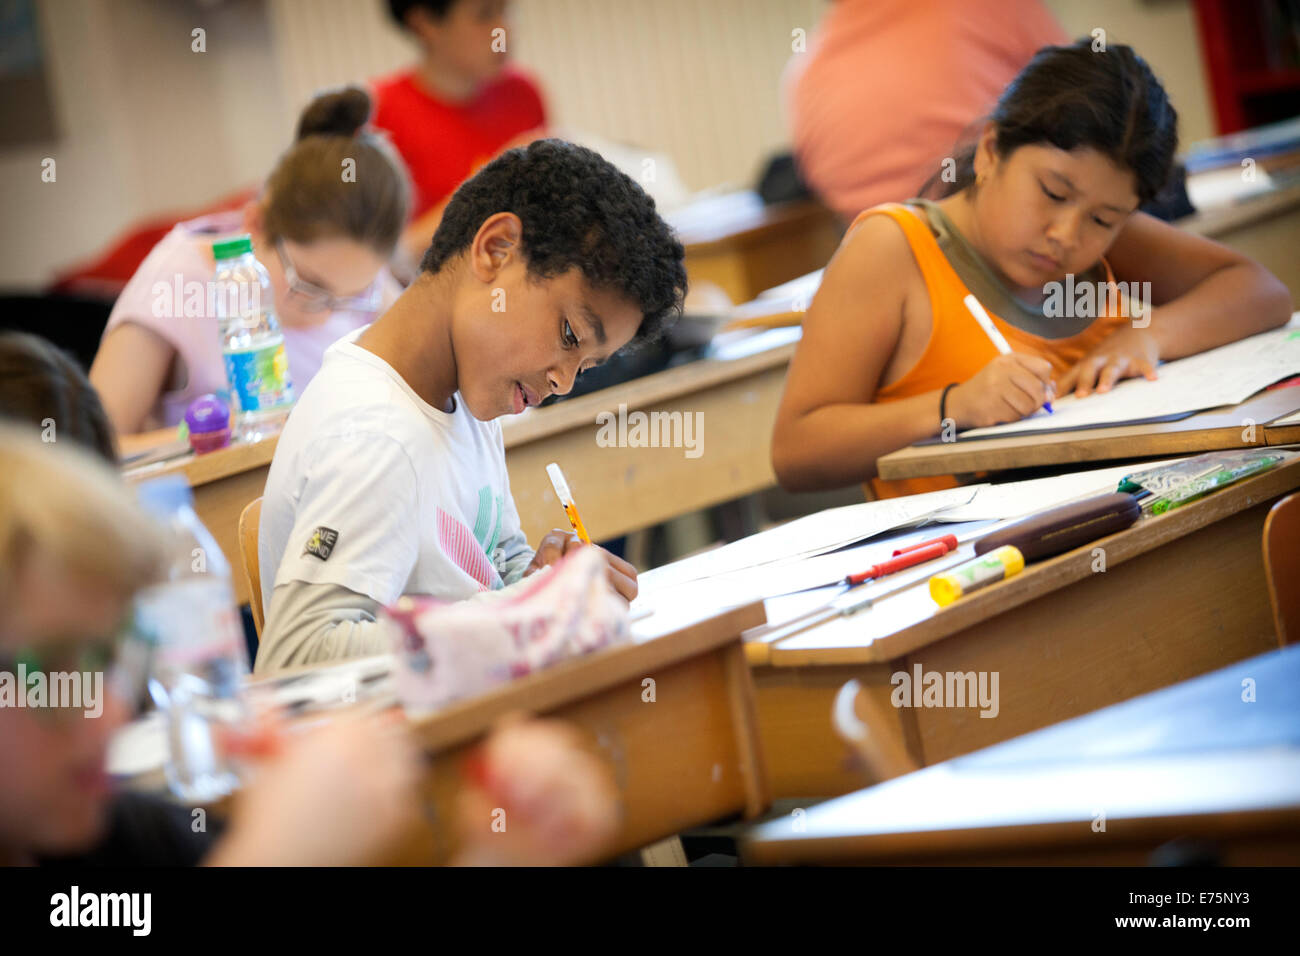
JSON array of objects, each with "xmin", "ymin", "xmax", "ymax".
[{"xmin": 256, "ymin": 140, "xmax": 686, "ymax": 672}]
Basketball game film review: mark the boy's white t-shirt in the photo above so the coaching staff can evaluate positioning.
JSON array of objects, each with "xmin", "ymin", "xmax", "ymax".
[{"xmin": 258, "ymin": 329, "xmax": 534, "ymax": 616}]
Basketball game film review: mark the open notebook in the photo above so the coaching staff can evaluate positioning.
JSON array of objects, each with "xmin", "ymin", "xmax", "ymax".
[{"xmin": 958, "ymin": 319, "xmax": 1300, "ymax": 440}]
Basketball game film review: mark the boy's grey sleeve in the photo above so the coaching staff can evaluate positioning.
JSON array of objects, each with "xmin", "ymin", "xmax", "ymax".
[
  {"xmin": 495, "ymin": 491, "xmax": 535, "ymax": 585},
  {"xmin": 254, "ymin": 579, "xmax": 389, "ymax": 673},
  {"xmin": 492, "ymin": 433, "xmax": 535, "ymax": 584},
  {"xmin": 255, "ymin": 569, "xmax": 552, "ymax": 674}
]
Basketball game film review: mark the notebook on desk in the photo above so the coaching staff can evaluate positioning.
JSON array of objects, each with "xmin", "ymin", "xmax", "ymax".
[{"xmin": 941, "ymin": 321, "xmax": 1300, "ymax": 443}]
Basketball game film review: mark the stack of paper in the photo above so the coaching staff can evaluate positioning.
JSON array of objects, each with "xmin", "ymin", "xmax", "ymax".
[
  {"xmin": 635, "ymin": 485, "xmax": 977, "ymax": 601},
  {"xmin": 960, "ymin": 323, "xmax": 1300, "ymax": 440}
]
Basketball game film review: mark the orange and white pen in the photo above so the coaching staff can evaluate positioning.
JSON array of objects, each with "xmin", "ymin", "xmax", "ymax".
[{"xmin": 546, "ymin": 462, "xmax": 591, "ymax": 545}]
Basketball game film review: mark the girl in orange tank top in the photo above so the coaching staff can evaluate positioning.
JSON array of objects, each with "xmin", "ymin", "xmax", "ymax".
[
  {"xmin": 772, "ymin": 39, "xmax": 1291, "ymax": 500},
  {"xmin": 861, "ymin": 200, "xmax": 1130, "ymax": 497}
]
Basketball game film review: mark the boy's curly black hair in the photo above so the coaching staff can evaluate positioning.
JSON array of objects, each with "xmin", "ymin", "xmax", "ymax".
[{"xmin": 421, "ymin": 139, "xmax": 687, "ymax": 345}]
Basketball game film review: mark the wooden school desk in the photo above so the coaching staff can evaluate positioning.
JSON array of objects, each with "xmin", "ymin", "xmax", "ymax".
[
  {"xmin": 739, "ymin": 454, "xmax": 1300, "ymax": 798},
  {"xmin": 743, "ymin": 644, "xmax": 1300, "ymax": 865},
  {"xmin": 115, "ymin": 599, "xmax": 772, "ymax": 864},
  {"xmin": 1182, "ymin": 181, "xmax": 1300, "ymax": 306},
  {"xmin": 501, "ymin": 327, "xmax": 799, "ymax": 543},
  {"xmin": 396, "ymin": 598, "xmax": 769, "ymax": 864},
  {"xmin": 120, "ymin": 428, "xmax": 276, "ymax": 606},
  {"xmin": 669, "ymin": 191, "xmax": 843, "ymax": 305},
  {"xmin": 876, "ymin": 385, "xmax": 1300, "ymax": 481}
]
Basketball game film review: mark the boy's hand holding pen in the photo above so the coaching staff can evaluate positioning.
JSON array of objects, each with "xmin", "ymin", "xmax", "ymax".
[{"xmin": 525, "ymin": 462, "xmax": 639, "ymax": 601}]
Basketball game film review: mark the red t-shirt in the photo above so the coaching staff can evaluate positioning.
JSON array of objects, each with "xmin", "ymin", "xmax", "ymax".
[{"xmin": 371, "ymin": 67, "xmax": 547, "ymax": 219}]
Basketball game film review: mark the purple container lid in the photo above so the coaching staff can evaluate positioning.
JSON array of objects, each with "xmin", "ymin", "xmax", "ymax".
[{"xmin": 184, "ymin": 394, "xmax": 231, "ymax": 434}]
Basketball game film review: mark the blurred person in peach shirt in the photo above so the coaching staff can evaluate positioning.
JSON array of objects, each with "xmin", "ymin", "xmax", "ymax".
[{"xmin": 786, "ymin": 0, "xmax": 1066, "ymax": 221}]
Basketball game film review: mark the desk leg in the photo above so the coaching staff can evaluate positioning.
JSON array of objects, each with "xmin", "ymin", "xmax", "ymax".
[{"xmin": 752, "ymin": 662, "xmax": 923, "ymax": 798}]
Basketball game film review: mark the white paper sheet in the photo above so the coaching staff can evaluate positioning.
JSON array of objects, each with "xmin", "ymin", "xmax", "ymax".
[
  {"xmin": 959, "ymin": 323, "xmax": 1300, "ymax": 439},
  {"xmin": 635, "ymin": 486, "xmax": 977, "ymax": 600},
  {"xmin": 634, "ymin": 520, "xmax": 996, "ymax": 618}
]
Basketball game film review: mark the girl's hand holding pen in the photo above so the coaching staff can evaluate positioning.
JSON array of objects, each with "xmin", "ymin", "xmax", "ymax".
[{"xmin": 948, "ymin": 352, "xmax": 1056, "ymax": 428}]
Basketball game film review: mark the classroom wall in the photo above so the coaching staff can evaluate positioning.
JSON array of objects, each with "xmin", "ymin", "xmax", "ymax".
[
  {"xmin": 0, "ymin": 0, "xmax": 1215, "ymax": 290},
  {"xmin": 0, "ymin": 0, "xmax": 287, "ymax": 290},
  {"xmin": 1044, "ymin": 0, "xmax": 1215, "ymax": 144},
  {"xmin": 270, "ymin": 0, "xmax": 827, "ymax": 197}
]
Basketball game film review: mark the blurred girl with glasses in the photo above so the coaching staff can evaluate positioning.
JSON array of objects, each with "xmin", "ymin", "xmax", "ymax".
[{"xmin": 90, "ymin": 87, "xmax": 411, "ymax": 438}]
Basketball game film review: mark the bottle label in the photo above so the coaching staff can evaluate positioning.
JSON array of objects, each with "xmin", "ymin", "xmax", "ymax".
[
  {"xmin": 223, "ymin": 341, "xmax": 293, "ymax": 413},
  {"xmin": 133, "ymin": 577, "xmax": 248, "ymax": 694}
]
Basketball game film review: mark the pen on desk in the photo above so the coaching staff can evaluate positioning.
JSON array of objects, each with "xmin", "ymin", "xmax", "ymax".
[
  {"xmin": 777, "ymin": 533, "xmax": 959, "ymax": 596},
  {"xmin": 546, "ymin": 462, "xmax": 592, "ymax": 545},
  {"xmin": 963, "ymin": 293, "xmax": 1053, "ymax": 414},
  {"xmin": 892, "ymin": 533, "xmax": 958, "ymax": 558}
]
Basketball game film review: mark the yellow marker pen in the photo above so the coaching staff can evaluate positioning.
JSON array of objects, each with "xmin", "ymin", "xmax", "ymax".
[
  {"xmin": 546, "ymin": 462, "xmax": 591, "ymax": 545},
  {"xmin": 929, "ymin": 545, "xmax": 1025, "ymax": 607}
]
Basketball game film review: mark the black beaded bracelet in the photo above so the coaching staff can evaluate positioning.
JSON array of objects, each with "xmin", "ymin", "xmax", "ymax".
[{"xmin": 939, "ymin": 382, "xmax": 959, "ymax": 427}]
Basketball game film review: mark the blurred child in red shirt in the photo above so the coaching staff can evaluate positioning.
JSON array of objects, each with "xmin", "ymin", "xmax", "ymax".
[{"xmin": 375, "ymin": 0, "xmax": 547, "ymax": 263}]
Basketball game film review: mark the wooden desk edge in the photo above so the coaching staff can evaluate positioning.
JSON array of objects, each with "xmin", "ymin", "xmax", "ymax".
[
  {"xmin": 1179, "ymin": 182, "xmax": 1300, "ymax": 238},
  {"xmin": 674, "ymin": 198, "xmax": 838, "ymax": 252},
  {"xmin": 878, "ymin": 418, "xmax": 1300, "ymax": 480},
  {"xmin": 412, "ymin": 600, "xmax": 766, "ymax": 751},
  {"xmin": 742, "ymin": 803, "xmax": 1300, "ymax": 865},
  {"xmin": 501, "ymin": 341, "xmax": 797, "ymax": 447},
  {"xmin": 122, "ymin": 434, "xmax": 279, "ymax": 488},
  {"xmin": 766, "ymin": 454, "xmax": 1300, "ymax": 665}
]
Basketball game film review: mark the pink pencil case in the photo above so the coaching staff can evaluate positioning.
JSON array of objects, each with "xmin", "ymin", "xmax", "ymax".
[{"xmin": 382, "ymin": 546, "xmax": 630, "ymax": 716}]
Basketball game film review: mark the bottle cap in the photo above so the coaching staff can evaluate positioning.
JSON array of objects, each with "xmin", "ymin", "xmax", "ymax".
[
  {"xmin": 212, "ymin": 235, "xmax": 254, "ymax": 261},
  {"xmin": 992, "ymin": 544, "xmax": 1025, "ymax": 575},
  {"xmin": 184, "ymin": 393, "xmax": 231, "ymax": 435}
]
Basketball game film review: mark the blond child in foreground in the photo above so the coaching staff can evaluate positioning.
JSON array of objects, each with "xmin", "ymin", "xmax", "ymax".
[{"xmin": 0, "ymin": 426, "xmax": 617, "ymax": 866}]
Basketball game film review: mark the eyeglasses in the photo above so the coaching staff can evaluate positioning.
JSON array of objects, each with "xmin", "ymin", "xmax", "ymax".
[{"xmin": 274, "ymin": 239, "xmax": 382, "ymax": 314}]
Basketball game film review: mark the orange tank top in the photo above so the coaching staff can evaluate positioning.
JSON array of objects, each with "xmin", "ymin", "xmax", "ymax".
[{"xmin": 859, "ymin": 202, "xmax": 1129, "ymax": 499}]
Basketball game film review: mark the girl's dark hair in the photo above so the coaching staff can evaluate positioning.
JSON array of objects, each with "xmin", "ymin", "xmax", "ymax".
[
  {"xmin": 262, "ymin": 86, "xmax": 411, "ymax": 255},
  {"xmin": 0, "ymin": 332, "xmax": 117, "ymax": 463},
  {"xmin": 921, "ymin": 39, "xmax": 1178, "ymax": 205}
]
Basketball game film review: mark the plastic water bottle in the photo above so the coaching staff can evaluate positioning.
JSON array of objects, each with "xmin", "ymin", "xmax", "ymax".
[
  {"xmin": 132, "ymin": 476, "xmax": 249, "ymax": 803},
  {"xmin": 212, "ymin": 235, "xmax": 294, "ymax": 441}
]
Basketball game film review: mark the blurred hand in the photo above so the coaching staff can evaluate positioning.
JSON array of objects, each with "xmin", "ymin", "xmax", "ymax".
[
  {"xmin": 948, "ymin": 353, "xmax": 1056, "ymax": 429},
  {"xmin": 453, "ymin": 716, "xmax": 620, "ymax": 866},
  {"xmin": 1057, "ymin": 325, "xmax": 1160, "ymax": 398},
  {"xmin": 525, "ymin": 529, "xmax": 638, "ymax": 601},
  {"xmin": 208, "ymin": 709, "xmax": 421, "ymax": 867}
]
